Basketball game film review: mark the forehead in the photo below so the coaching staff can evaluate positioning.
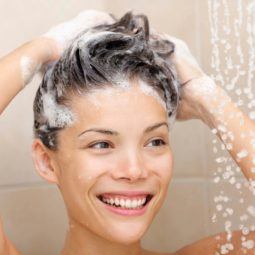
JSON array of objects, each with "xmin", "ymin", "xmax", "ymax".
[{"xmin": 70, "ymin": 80, "xmax": 168, "ymax": 126}]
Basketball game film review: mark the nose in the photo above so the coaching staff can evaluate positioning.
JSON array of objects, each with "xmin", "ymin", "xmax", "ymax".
[{"xmin": 111, "ymin": 149, "xmax": 149, "ymax": 182}]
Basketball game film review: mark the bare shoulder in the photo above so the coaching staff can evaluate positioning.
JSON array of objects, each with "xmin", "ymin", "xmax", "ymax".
[
  {"xmin": 142, "ymin": 249, "xmax": 173, "ymax": 255},
  {"xmin": 174, "ymin": 230, "xmax": 255, "ymax": 255}
]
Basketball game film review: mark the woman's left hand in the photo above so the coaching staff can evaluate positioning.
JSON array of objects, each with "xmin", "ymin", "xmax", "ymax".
[
  {"xmin": 161, "ymin": 34, "xmax": 255, "ymax": 183},
  {"xmin": 151, "ymin": 32, "xmax": 220, "ymax": 122}
]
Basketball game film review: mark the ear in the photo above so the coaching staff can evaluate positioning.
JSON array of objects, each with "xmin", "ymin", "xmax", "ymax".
[{"xmin": 31, "ymin": 139, "xmax": 59, "ymax": 184}]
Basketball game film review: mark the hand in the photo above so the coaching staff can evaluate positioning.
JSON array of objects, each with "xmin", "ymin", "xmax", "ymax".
[
  {"xmin": 0, "ymin": 217, "xmax": 20, "ymax": 255},
  {"xmin": 42, "ymin": 10, "xmax": 114, "ymax": 59},
  {"xmin": 153, "ymin": 33, "xmax": 219, "ymax": 122}
]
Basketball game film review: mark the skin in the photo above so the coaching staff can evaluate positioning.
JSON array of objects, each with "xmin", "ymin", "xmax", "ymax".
[
  {"xmin": 33, "ymin": 82, "xmax": 173, "ymax": 255},
  {"xmin": 0, "ymin": 37, "xmax": 59, "ymax": 114},
  {"xmin": 171, "ymin": 42, "xmax": 255, "ymax": 180},
  {"xmin": 0, "ymin": 10, "xmax": 255, "ymax": 255}
]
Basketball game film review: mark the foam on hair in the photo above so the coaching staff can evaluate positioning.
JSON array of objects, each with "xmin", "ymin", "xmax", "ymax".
[{"xmin": 33, "ymin": 11, "xmax": 180, "ymax": 150}]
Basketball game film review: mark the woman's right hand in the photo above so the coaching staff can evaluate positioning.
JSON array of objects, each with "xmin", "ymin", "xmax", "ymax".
[
  {"xmin": 0, "ymin": 9, "xmax": 114, "ymax": 114},
  {"xmin": 42, "ymin": 10, "xmax": 114, "ymax": 60},
  {"xmin": 0, "ymin": 218, "xmax": 20, "ymax": 255}
]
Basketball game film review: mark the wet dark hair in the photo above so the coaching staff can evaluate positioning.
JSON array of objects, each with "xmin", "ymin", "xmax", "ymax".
[{"xmin": 33, "ymin": 11, "xmax": 179, "ymax": 150}]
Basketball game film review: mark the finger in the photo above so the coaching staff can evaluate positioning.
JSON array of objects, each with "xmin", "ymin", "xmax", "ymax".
[
  {"xmin": 176, "ymin": 96, "xmax": 198, "ymax": 121},
  {"xmin": 176, "ymin": 101, "xmax": 188, "ymax": 121}
]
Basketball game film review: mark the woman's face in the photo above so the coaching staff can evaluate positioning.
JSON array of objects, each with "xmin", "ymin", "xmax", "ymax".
[{"xmin": 45, "ymin": 80, "xmax": 173, "ymax": 244}]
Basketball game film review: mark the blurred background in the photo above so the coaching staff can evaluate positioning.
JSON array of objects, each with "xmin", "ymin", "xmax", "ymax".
[{"xmin": 0, "ymin": 0, "xmax": 254, "ymax": 254}]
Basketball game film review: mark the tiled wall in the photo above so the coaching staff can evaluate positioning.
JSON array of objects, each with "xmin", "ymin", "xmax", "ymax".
[{"xmin": 0, "ymin": 1, "xmax": 253, "ymax": 254}]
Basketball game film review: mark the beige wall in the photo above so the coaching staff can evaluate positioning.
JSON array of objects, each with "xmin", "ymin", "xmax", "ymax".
[{"xmin": 0, "ymin": 1, "xmax": 254, "ymax": 254}]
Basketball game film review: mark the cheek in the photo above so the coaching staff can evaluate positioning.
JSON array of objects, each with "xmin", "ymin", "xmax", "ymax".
[
  {"xmin": 153, "ymin": 151, "xmax": 173, "ymax": 184},
  {"xmin": 162, "ymin": 155, "xmax": 173, "ymax": 178},
  {"xmin": 58, "ymin": 149, "xmax": 173, "ymax": 188},
  {"xmin": 55, "ymin": 151, "xmax": 89, "ymax": 195},
  {"xmin": 72, "ymin": 153, "xmax": 114, "ymax": 183}
]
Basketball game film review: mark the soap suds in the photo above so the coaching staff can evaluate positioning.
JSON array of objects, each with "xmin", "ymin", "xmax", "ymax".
[
  {"xmin": 41, "ymin": 91, "xmax": 74, "ymax": 128},
  {"xmin": 35, "ymin": 11, "xmax": 179, "ymax": 150},
  {"xmin": 86, "ymin": 80, "xmax": 168, "ymax": 113},
  {"xmin": 43, "ymin": 10, "xmax": 114, "ymax": 51},
  {"xmin": 20, "ymin": 56, "xmax": 41, "ymax": 87},
  {"xmin": 85, "ymin": 83, "xmax": 131, "ymax": 109},
  {"xmin": 73, "ymin": 30, "xmax": 115, "ymax": 52},
  {"xmin": 138, "ymin": 79, "xmax": 167, "ymax": 110},
  {"xmin": 162, "ymin": 34, "xmax": 201, "ymax": 70}
]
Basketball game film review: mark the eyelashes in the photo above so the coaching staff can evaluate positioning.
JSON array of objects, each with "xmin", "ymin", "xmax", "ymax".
[
  {"xmin": 88, "ymin": 141, "xmax": 112, "ymax": 149},
  {"xmin": 88, "ymin": 138, "xmax": 167, "ymax": 150},
  {"xmin": 147, "ymin": 138, "xmax": 166, "ymax": 147}
]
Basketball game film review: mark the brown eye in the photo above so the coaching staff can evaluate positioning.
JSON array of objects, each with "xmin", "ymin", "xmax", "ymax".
[
  {"xmin": 147, "ymin": 139, "xmax": 166, "ymax": 147},
  {"xmin": 89, "ymin": 141, "xmax": 111, "ymax": 149}
]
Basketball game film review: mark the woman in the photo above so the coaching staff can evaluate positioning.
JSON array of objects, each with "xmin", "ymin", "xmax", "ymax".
[{"xmin": 0, "ymin": 10, "xmax": 255, "ymax": 255}]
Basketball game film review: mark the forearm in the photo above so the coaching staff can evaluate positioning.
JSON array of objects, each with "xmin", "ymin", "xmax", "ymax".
[
  {"xmin": 165, "ymin": 35, "xmax": 255, "ymax": 180},
  {"xmin": 199, "ymin": 84, "xmax": 255, "ymax": 181},
  {"xmin": 0, "ymin": 38, "xmax": 58, "ymax": 114}
]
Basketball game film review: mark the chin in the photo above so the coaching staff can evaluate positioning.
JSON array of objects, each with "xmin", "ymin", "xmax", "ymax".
[
  {"xmin": 108, "ymin": 232, "xmax": 144, "ymax": 245},
  {"xmin": 103, "ymin": 221, "xmax": 149, "ymax": 244}
]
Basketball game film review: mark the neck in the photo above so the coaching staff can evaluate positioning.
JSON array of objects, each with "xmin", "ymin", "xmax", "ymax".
[{"xmin": 60, "ymin": 219, "xmax": 146, "ymax": 255}]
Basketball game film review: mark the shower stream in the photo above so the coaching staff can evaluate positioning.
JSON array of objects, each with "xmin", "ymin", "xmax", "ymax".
[{"xmin": 208, "ymin": 0, "xmax": 255, "ymax": 253}]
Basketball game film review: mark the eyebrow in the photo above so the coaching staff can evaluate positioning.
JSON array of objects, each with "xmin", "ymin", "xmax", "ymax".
[{"xmin": 78, "ymin": 122, "xmax": 169, "ymax": 138}]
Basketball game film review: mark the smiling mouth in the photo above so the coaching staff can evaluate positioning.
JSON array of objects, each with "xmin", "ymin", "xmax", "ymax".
[{"xmin": 96, "ymin": 194, "xmax": 154, "ymax": 209}]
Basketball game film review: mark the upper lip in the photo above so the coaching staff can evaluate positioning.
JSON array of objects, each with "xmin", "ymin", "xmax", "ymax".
[{"xmin": 97, "ymin": 191, "xmax": 154, "ymax": 198}]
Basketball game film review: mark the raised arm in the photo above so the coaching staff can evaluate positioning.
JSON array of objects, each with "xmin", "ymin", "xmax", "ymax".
[
  {"xmin": 191, "ymin": 80, "xmax": 255, "ymax": 181},
  {"xmin": 0, "ymin": 38, "xmax": 59, "ymax": 114},
  {"xmin": 0, "ymin": 9, "xmax": 114, "ymax": 114},
  {"xmin": 0, "ymin": 32, "xmax": 59, "ymax": 255},
  {"xmin": 167, "ymin": 36, "xmax": 255, "ymax": 181},
  {"xmin": 0, "ymin": 9, "xmax": 114, "ymax": 255},
  {"xmin": 163, "ymin": 36, "xmax": 255, "ymax": 255}
]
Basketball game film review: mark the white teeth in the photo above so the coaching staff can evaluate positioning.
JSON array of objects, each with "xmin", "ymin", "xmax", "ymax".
[
  {"xmin": 126, "ymin": 199, "xmax": 131, "ymax": 208},
  {"xmin": 100, "ymin": 196, "xmax": 149, "ymax": 209},
  {"xmin": 120, "ymin": 199, "xmax": 125, "ymax": 207},
  {"xmin": 115, "ymin": 198, "xmax": 120, "ymax": 206},
  {"xmin": 131, "ymin": 200, "xmax": 137, "ymax": 208}
]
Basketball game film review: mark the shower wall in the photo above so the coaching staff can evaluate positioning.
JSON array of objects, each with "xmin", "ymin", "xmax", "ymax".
[{"xmin": 0, "ymin": 0, "xmax": 252, "ymax": 254}]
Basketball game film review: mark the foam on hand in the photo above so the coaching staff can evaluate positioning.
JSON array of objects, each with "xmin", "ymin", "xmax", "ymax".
[
  {"xmin": 20, "ymin": 56, "xmax": 41, "ymax": 87},
  {"xmin": 190, "ymin": 76, "xmax": 217, "ymax": 97},
  {"xmin": 163, "ymin": 35, "xmax": 202, "ymax": 70},
  {"xmin": 43, "ymin": 10, "xmax": 114, "ymax": 52}
]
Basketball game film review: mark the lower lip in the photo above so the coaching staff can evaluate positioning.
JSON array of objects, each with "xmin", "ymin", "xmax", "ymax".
[{"xmin": 99, "ymin": 198, "xmax": 152, "ymax": 216}]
